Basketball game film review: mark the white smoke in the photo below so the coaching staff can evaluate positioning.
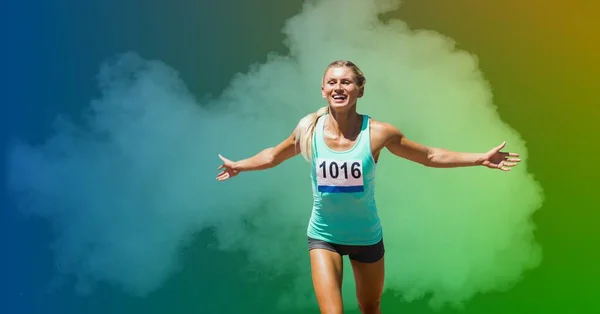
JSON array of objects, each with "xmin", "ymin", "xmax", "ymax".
[{"xmin": 5, "ymin": 0, "xmax": 543, "ymax": 311}]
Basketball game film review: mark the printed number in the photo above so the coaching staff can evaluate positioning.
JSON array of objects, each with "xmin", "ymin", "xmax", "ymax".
[{"xmin": 319, "ymin": 161, "xmax": 361, "ymax": 179}]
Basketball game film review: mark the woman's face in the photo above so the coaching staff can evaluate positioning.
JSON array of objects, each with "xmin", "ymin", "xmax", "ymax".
[{"xmin": 321, "ymin": 66, "xmax": 364, "ymax": 111}]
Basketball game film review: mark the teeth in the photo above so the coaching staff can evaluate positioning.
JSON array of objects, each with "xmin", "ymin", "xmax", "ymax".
[{"xmin": 333, "ymin": 95, "xmax": 346, "ymax": 99}]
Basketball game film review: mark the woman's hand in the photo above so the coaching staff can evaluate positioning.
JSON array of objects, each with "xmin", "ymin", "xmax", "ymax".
[
  {"xmin": 216, "ymin": 154, "xmax": 240, "ymax": 181},
  {"xmin": 480, "ymin": 141, "xmax": 521, "ymax": 171}
]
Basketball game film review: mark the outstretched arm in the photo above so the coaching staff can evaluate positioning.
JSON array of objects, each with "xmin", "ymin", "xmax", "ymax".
[
  {"xmin": 380, "ymin": 122, "xmax": 520, "ymax": 170},
  {"xmin": 216, "ymin": 129, "xmax": 300, "ymax": 181}
]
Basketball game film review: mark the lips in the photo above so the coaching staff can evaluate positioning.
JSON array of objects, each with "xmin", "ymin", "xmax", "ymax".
[{"xmin": 332, "ymin": 94, "xmax": 347, "ymax": 102}]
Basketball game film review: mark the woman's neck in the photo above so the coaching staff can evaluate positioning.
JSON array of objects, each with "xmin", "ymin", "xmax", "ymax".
[{"xmin": 326, "ymin": 107, "xmax": 362, "ymax": 139}]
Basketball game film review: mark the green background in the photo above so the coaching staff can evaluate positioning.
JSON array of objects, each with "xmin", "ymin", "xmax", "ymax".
[{"xmin": 2, "ymin": 0, "xmax": 597, "ymax": 313}]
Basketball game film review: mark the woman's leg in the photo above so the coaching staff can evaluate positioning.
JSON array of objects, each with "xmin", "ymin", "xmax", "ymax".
[
  {"xmin": 310, "ymin": 248, "xmax": 344, "ymax": 314},
  {"xmin": 350, "ymin": 253, "xmax": 385, "ymax": 314}
]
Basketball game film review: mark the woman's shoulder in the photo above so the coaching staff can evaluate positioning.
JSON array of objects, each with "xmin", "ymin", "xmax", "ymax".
[
  {"xmin": 366, "ymin": 116, "xmax": 395, "ymax": 133},
  {"xmin": 366, "ymin": 116, "xmax": 403, "ymax": 143}
]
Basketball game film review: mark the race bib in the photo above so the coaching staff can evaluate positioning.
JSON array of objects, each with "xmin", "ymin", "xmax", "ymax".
[{"xmin": 316, "ymin": 158, "xmax": 364, "ymax": 193}]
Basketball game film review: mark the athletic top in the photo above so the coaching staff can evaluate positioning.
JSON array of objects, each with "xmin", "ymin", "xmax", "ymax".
[{"xmin": 306, "ymin": 113, "xmax": 382, "ymax": 245}]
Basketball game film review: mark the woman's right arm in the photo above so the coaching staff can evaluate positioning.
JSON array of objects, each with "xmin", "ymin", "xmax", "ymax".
[
  {"xmin": 232, "ymin": 131, "xmax": 300, "ymax": 171},
  {"xmin": 216, "ymin": 128, "xmax": 301, "ymax": 181}
]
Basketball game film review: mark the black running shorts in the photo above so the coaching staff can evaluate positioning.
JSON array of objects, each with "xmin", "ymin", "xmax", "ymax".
[{"xmin": 307, "ymin": 236, "xmax": 385, "ymax": 263}]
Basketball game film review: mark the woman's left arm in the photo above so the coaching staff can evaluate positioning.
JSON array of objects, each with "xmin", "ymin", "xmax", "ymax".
[{"xmin": 378, "ymin": 122, "xmax": 521, "ymax": 170}]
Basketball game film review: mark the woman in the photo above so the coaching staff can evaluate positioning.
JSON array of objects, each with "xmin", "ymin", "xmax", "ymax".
[{"xmin": 216, "ymin": 60, "xmax": 520, "ymax": 314}]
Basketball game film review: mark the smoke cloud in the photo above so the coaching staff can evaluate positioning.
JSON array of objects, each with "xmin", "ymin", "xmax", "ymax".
[{"xmin": 5, "ymin": 0, "xmax": 543, "ymax": 311}]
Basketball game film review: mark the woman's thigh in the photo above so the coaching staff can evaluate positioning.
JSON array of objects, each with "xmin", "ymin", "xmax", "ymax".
[
  {"xmin": 310, "ymin": 248, "xmax": 344, "ymax": 314},
  {"xmin": 350, "ymin": 254, "xmax": 385, "ymax": 313}
]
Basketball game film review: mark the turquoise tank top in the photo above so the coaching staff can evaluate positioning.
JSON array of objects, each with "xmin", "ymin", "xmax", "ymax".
[{"xmin": 306, "ymin": 113, "xmax": 382, "ymax": 245}]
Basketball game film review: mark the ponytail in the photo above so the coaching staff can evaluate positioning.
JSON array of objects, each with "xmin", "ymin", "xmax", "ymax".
[{"xmin": 295, "ymin": 106, "xmax": 329, "ymax": 161}]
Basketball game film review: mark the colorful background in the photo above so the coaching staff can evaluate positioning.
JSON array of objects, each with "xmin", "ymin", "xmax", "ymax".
[{"xmin": 2, "ymin": 0, "xmax": 598, "ymax": 314}]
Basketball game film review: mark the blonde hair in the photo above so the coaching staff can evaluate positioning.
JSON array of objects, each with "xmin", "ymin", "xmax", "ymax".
[{"xmin": 295, "ymin": 60, "xmax": 367, "ymax": 161}]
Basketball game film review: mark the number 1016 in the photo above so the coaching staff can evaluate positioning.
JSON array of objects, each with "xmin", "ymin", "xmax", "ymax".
[{"xmin": 318, "ymin": 160, "xmax": 362, "ymax": 179}]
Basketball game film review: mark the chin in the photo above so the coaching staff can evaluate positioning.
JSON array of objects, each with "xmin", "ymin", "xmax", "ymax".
[{"xmin": 328, "ymin": 100, "xmax": 354, "ymax": 111}]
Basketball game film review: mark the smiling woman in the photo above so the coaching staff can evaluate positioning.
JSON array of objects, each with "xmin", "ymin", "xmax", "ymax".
[
  {"xmin": 324, "ymin": 61, "xmax": 366, "ymax": 105},
  {"xmin": 216, "ymin": 60, "xmax": 521, "ymax": 314}
]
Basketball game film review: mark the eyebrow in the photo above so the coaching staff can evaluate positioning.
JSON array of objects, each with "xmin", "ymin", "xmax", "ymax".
[
  {"xmin": 326, "ymin": 77, "xmax": 353, "ymax": 80},
  {"xmin": 326, "ymin": 78, "xmax": 354, "ymax": 83}
]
